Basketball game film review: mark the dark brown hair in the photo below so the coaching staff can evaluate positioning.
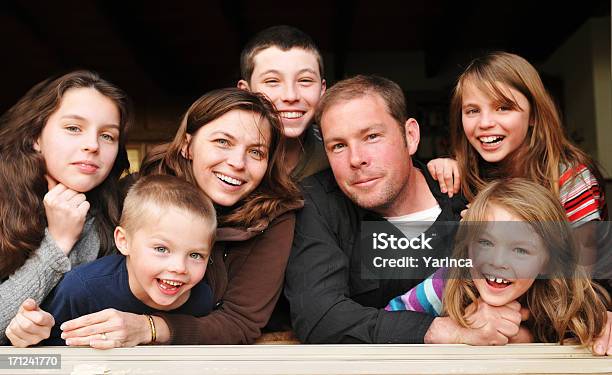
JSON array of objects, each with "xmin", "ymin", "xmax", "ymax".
[
  {"xmin": 0, "ymin": 70, "xmax": 131, "ymax": 279},
  {"xmin": 140, "ymin": 88, "xmax": 302, "ymax": 230},
  {"xmin": 240, "ymin": 25, "xmax": 324, "ymax": 82}
]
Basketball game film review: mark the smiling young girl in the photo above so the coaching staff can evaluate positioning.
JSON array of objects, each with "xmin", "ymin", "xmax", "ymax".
[
  {"xmin": 1, "ymin": 71, "xmax": 130, "ymax": 345},
  {"xmin": 387, "ymin": 178, "xmax": 609, "ymax": 348},
  {"xmin": 429, "ymin": 51, "xmax": 607, "ymax": 223},
  {"xmin": 456, "ymin": 52, "xmax": 606, "ymax": 221}
]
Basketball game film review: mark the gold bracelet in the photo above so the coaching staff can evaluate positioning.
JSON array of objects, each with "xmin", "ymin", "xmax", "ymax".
[{"xmin": 146, "ymin": 315, "xmax": 156, "ymax": 344}]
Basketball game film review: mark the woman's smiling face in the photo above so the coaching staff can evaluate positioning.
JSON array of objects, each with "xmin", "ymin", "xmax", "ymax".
[{"xmin": 182, "ymin": 109, "xmax": 271, "ymax": 207}]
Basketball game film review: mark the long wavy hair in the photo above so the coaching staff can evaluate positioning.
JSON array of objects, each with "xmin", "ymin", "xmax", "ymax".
[
  {"xmin": 444, "ymin": 179, "xmax": 609, "ymax": 345},
  {"xmin": 140, "ymin": 88, "xmax": 302, "ymax": 230},
  {"xmin": 450, "ymin": 52, "xmax": 606, "ymax": 207},
  {"xmin": 0, "ymin": 70, "xmax": 131, "ymax": 279}
]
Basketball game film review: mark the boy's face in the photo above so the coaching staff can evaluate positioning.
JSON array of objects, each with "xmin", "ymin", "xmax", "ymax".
[
  {"xmin": 238, "ymin": 46, "xmax": 326, "ymax": 139},
  {"xmin": 114, "ymin": 207, "xmax": 213, "ymax": 311}
]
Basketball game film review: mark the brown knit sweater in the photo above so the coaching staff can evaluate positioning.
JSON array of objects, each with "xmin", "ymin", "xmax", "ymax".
[{"xmin": 157, "ymin": 211, "xmax": 297, "ymax": 344}]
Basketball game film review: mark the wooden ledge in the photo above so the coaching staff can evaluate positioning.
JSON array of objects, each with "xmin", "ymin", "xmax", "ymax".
[{"xmin": 0, "ymin": 344, "xmax": 610, "ymax": 374}]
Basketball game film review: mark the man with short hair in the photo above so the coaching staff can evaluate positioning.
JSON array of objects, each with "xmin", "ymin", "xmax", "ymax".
[{"xmin": 285, "ymin": 75, "xmax": 525, "ymax": 344}]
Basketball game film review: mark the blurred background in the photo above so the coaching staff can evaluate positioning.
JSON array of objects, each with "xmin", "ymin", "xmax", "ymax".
[{"xmin": 1, "ymin": 0, "xmax": 610, "ymax": 195}]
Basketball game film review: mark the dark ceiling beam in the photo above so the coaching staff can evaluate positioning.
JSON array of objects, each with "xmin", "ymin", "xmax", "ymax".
[
  {"xmin": 95, "ymin": 0, "xmax": 206, "ymax": 97},
  {"xmin": 219, "ymin": 0, "xmax": 247, "ymax": 81},
  {"xmin": 331, "ymin": 0, "xmax": 358, "ymax": 82},
  {"xmin": 220, "ymin": 0, "xmax": 247, "ymax": 50},
  {"xmin": 2, "ymin": 1, "xmax": 67, "ymax": 69},
  {"xmin": 423, "ymin": 1, "xmax": 463, "ymax": 78}
]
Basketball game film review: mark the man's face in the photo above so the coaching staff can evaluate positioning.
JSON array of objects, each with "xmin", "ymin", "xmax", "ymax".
[
  {"xmin": 239, "ymin": 47, "xmax": 326, "ymax": 139},
  {"xmin": 320, "ymin": 94, "xmax": 420, "ymax": 217}
]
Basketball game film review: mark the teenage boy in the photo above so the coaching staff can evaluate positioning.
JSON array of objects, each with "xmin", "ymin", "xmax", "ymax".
[
  {"xmin": 40, "ymin": 175, "xmax": 216, "ymax": 346},
  {"xmin": 238, "ymin": 25, "xmax": 327, "ymax": 180}
]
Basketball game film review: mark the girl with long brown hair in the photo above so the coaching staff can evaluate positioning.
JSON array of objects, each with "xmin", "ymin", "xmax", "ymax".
[
  {"xmin": 428, "ymin": 51, "xmax": 607, "ymax": 223},
  {"xmin": 1, "ymin": 70, "xmax": 130, "ymax": 345},
  {"xmin": 387, "ymin": 178, "xmax": 610, "ymax": 350},
  {"xmin": 52, "ymin": 88, "xmax": 303, "ymax": 347}
]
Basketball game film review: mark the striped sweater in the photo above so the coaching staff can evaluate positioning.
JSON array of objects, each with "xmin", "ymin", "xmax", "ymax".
[
  {"xmin": 386, "ymin": 163, "xmax": 607, "ymax": 315},
  {"xmin": 559, "ymin": 164, "xmax": 606, "ymax": 223}
]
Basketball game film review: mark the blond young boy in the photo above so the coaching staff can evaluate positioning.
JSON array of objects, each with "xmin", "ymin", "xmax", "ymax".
[
  {"xmin": 238, "ymin": 25, "xmax": 328, "ymax": 180},
  {"xmin": 40, "ymin": 175, "xmax": 216, "ymax": 346}
]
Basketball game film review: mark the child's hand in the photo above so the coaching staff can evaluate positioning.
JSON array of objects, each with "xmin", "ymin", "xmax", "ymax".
[
  {"xmin": 5, "ymin": 298, "xmax": 54, "ymax": 347},
  {"xmin": 462, "ymin": 299, "xmax": 525, "ymax": 345},
  {"xmin": 592, "ymin": 311, "xmax": 612, "ymax": 355},
  {"xmin": 61, "ymin": 309, "xmax": 153, "ymax": 349},
  {"xmin": 43, "ymin": 175, "xmax": 90, "ymax": 255},
  {"xmin": 427, "ymin": 158, "xmax": 460, "ymax": 198},
  {"xmin": 508, "ymin": 326, "xmax": 534, "ymax": 343}
]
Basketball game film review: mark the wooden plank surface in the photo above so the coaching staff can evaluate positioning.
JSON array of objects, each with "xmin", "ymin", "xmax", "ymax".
[{"xmin": 0, "ymin": 344, "xmax": 610, "ymax": 374}]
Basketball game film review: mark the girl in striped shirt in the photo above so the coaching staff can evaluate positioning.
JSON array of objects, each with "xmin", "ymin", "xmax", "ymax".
[
  {"xmin": 387, "ymin": 179, "xmax": 609, "ymax": 349},
  {"xmin": 428, "ymin": 51, "xmax": 607, "ymax": 224}
]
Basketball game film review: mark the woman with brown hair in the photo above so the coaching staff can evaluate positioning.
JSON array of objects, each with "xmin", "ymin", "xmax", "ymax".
[
  {"xmin": 56, "ymin": 87, "xmax": 303, "ymax": 346},
  {"xmin": 0, "ymin": 70, "xmax": 131, "ymax": 345}
]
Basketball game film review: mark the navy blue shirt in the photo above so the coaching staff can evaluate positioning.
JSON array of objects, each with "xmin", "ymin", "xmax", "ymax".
[{"xmin": 40, "ymin": 254, "xmax": 213, "ymax": 346}]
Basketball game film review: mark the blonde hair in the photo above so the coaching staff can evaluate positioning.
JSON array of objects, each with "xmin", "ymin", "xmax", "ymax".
[
  {"xmin": 444, "ymin": 178, "xmax": 609, "ymax": 345},
  {"xmin": 121, "ymin": 175, "xmax": 217, "ymax": 245},
  {"xmin": 450, "ymin": 52, "xmax": 605, "ymax": 207}
]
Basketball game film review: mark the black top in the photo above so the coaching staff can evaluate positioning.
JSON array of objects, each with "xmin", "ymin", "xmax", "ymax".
[
  {"xmin": 40, "ymin": 254, "xmax": 213, "ymax": 346},
  {"xmin": 285, "ymin": 160, "xmax": 466, "ymax": 343}
]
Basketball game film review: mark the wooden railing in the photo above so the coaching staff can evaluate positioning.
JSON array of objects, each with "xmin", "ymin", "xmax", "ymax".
[{"xmin": 0, "ymin": 344, "xmax": 610, "ymax": 374}]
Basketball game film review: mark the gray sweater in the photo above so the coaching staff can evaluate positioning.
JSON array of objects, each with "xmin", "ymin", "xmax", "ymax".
[{"xmin": 0, "ymin": 217, "xmax": 99, "ymax": 344}]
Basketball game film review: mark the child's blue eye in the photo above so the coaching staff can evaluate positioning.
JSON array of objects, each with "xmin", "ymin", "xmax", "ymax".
[
  {"xmin": 190, "ymin": 252, "xmax": 204, "ymax": 260},
  {"xmin": 477, "ymin": 239, "xmax": 493, "ymax": 247},
  {"xmin": 154, "ymin": 246, "xmax": 168, "ymax": 253},
  {"xmin": 513, "ymin": 247, "xmax": 529, "ymax": 255}
]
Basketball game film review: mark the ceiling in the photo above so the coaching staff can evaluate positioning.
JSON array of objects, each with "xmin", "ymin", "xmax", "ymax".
[{"xmin": 1, "ymin": 0, "xmax": 609, "ymax": 114}]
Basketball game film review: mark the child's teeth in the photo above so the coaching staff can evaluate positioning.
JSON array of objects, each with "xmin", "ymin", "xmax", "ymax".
[
  {"xmin": 486, "ymin": 274, "xmax": 509, "ymax": 284},
  {"xmin": 479, "ymin": 136, "xmax": 503, "ymax": 144},
  {"xmin": 280, "ymin": 112, "xmax": 304, "ymax": 119},
  {"xmin": 162, "ymin": 279, "xmax": 183, "ymax": 287}
]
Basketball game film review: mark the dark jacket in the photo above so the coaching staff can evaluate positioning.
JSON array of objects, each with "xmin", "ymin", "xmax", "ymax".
[
  {"xmin": 285, "ymin": 161, "xmax": 466, "ymax": 343},
  {"xmin": 41, "ymin": 255, "xmax": 212, "ymax": 346},
  {"xmin": 158, "ymin": 209, "xmax": 298, "ymax": 344}
]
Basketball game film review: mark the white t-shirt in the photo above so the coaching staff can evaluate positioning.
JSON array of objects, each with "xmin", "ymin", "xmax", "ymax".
[{"xmin": 386, "ymin": 205, "xmax": 441, "ymax": 240}]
